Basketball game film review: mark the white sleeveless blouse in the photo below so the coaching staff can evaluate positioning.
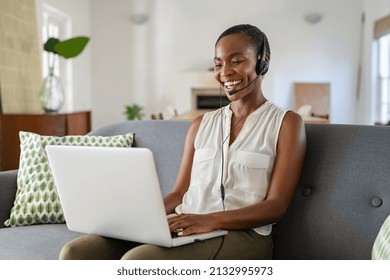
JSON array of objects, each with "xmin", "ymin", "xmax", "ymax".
[{"xmin": 175, "ymin": 101, "xmax": 290, "ymax": 235}]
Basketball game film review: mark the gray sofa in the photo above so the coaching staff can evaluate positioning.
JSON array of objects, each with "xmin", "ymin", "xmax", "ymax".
[{"xmin": 0, "ymin": 120, "xmax": 389, "ymax": 259}]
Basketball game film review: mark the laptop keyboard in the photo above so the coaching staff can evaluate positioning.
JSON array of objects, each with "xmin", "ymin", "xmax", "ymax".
[{"xmin": 171, "ymin": 231, "xmax": 180, "ymax": 238}]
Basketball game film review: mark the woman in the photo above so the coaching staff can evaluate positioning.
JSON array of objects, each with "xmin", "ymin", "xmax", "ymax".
[{"xmin": 60, "ymin": 24, "xmax": 306, "ymax": 260}]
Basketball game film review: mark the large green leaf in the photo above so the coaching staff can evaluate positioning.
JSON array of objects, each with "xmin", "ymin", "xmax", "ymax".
[{"xmin": 54, "ymin": 36, "xmax": 90, "ymax": 59}]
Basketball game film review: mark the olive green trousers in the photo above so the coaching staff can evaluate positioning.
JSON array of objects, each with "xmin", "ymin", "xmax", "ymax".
[{"xmin": 59, "ymin": 230, "xmax": 272, "ymax": 260}]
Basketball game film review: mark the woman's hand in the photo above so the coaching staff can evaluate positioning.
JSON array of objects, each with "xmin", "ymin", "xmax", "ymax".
[{"xmin": 168, "ymin": 213, "xmax": 220, "ymax": 236}]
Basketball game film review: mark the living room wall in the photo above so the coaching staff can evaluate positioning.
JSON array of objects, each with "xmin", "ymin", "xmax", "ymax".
[
  {"xmin": 30, "ymin": 0, "xmax": 390, "ymax": 129},
  {"xmin": 0, "ymin": 0, "xmax": 42, "ymax": 113},
  {"xmin": 90, "ymin": 0, "xmax": 366, "ymax": 128},
  {"xmin": 152, "ymin": 0, "xmax": 364, "ymax": 125}
]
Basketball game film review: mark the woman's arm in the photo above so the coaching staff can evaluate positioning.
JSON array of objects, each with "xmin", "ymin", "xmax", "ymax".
[
  {"xmin": 163, "ymin": 115, "xmax": 203, "ymax": 214},
  {"xmin": 169, "ymin": 111, "xmax": 306, "ymax": 235}
]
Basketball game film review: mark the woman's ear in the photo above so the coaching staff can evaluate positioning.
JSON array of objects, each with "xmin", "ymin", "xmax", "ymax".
[{"xmin": 265, "ymin": 52, "xmax": 271, "ymax": 63}]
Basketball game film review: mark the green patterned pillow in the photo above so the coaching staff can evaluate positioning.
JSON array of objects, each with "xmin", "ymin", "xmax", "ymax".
[
  {"xmin": 4, "ymin": 131, "xmax": 134, "ymax": 227},
  {"xmin": 372, "ymin": 214, "xmax": 390, "ymax": 260}
]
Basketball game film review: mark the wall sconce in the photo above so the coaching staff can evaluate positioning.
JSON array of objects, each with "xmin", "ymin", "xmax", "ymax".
[
  {"xmin": 131, "ymin": 14, "xmax": 148, "ymax": 25},
  {"xmin": 303, "ymin": 13, "xmax": 322, "ymax": 24}
]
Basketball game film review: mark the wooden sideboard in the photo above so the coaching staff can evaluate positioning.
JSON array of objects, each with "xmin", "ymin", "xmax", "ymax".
[{"xmin": 0, "ymin": 111, "xmax": 91, "ymax": 171}]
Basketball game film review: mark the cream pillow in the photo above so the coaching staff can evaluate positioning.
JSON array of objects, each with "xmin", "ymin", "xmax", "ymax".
[
  {"xmin": 297, "ymin": 105, "xmax": 312, "ymax": 117},
  {"xmin": 372, "ymin": 214, "xmax": 390, "ymax": 260},
  {"xmin": 4, "ymin": 131, "xmax": 134, "ymax": 227}
]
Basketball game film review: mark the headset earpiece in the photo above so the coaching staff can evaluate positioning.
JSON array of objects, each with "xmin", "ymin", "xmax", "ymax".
[
  {"xmin": 257, "ymin": 60, "xmax": 268, "ymax": 75},
  {"xmin": 256, "ymin": 57, "xmax": 268, "ymax": 75},
  {"xmin": 255, "ymin": 37, "xmax": 269, "ymax": 75}
]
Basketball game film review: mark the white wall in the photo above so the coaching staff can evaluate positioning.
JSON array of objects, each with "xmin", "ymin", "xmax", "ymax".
[
  {"xmin": 269, "ymin": 0, "xmax": 363, "ymax": 124},
  {"xmin": 90, "ymin": 0, "xmax": 138, "ymax": 128},
  {"xmin": 34, "ymin": 0, "xmax": 390, "ymax": 128},
  {"xmin": 91, "ymin": 0, "xmax": 365, "ymax": 128},
  {"xmin": 35, "ymin": 0, "xmax": 92, "ymax": 114}
]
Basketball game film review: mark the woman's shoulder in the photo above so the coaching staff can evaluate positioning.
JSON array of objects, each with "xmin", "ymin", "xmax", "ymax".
[
  {"xmin": 263, "ymin": 101, "xmax": 304, "ymax": 134},
  {"xmin": 266, "ymin": 101, "xmax": 302, "ymax": 121},
  {"xmin": 284, "ymin": 110, "xmax": 304, "ymax": 127},
  {"xmin": 195, "ymin": 107, "xmax": 226, "ymax": 125},
  {"xmin": 188, "ymin": 114, "xmax": 204, "ymax": 133},
  {"xmin": 279, "ymin": 110, "xmax": 305, "ymax": 143},
  {"xmin": 265, "ymin": 100, "xmax": 289, "ymax": 113}
]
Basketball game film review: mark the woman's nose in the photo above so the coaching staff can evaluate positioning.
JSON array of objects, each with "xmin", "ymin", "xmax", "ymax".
[{"xmin": 221, "ymin": 64, "xmax": 234, "ymax": 77}]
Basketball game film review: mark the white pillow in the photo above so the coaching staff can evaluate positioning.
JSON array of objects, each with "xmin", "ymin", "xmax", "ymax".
[
  {"xmin": 4, "ymin": 131, "xmax": 134, "ymax": 227},
  {"xmin": 372, "ymin": 214, "xmax": 390, "ymax": 260}
]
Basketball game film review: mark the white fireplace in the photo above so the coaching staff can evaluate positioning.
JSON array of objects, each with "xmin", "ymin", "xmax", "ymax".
[
  {"xmin": 174, "ymin": 87, "xmax": 229, "ymax": 119},
  {"xmin": 191, "ymin": 88, "xmax": 230, "ymax": 110},
  {"xmin": 173, "ymin": 70, "xmax": 228, "ymax": 119}
]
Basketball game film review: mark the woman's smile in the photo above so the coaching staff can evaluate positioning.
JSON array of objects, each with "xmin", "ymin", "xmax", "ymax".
[{"xmin": 224, "ymin": 79, "xmax": 242, "ymax": 91}]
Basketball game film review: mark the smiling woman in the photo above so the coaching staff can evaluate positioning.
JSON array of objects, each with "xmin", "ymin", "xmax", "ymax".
[
  {"xmin": 213, "ymin": 27, "xmax": 269, "ymax": 103},
  {"xmin": 59, "ymin": 24, "xmax": 306, "ymax": 260}
]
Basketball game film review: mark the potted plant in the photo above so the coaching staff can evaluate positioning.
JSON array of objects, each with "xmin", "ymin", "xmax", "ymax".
[
  {"xmin": 40, "ymin": 36, "xmax": 89, "ymax": 113},
  {"xmin": 124, "ymin": 104, "xmax": 144, "ymax": 120}
]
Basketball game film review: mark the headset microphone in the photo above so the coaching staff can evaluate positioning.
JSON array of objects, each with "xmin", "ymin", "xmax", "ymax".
[{"xmin": 228, "ymin": 74, "xmax": 261, "ymax": 96}]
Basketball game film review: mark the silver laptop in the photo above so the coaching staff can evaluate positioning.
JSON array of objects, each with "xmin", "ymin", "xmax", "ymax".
[{"xmin": 46, "ymin": 145, "xmax": 227, "ymax": 247}]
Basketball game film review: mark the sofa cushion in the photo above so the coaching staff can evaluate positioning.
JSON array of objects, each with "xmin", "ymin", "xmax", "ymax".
[
  {"xmin": 4, "ymin": 131, "xmax": 134, "ymax": 227},
  {"xmin": 0, "ymin": 224, "xmax": 83, "ymax": 260}
]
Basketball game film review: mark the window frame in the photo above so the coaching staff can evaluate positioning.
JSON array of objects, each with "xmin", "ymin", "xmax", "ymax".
[
  {"xmin": 41, "ymin": 4, "xmax": 73, "ymax": 111},
  {"xmin": 376, "ymin": 33, "xmax": 390, "ymax": 124}
]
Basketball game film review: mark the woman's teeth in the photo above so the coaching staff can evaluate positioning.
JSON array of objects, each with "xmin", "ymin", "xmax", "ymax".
[{"xmin": 224, "ymin": 80, "xmax": 242, "ymax": 90}]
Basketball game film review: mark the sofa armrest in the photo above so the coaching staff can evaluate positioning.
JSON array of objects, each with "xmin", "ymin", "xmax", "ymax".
[{"xmin": 0, "ymin": 170, "xmax": 17, "ymax": 228}]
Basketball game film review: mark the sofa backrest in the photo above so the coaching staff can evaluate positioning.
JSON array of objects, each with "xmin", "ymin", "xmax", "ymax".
[
  {"xmin": 90, "ymin": 120, "xmax": 390, "ymax": 260},
  {"xmin": 273, "ymin": 124, "xmax": 390, "ymax": 260}
]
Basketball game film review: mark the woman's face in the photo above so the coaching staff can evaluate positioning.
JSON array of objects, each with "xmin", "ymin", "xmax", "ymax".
[{"xmin": 214, "ymin": 33, "xmax": 258, "ymax": 99}]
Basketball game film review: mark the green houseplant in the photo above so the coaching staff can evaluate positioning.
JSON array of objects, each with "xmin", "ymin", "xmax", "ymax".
[
  {"xmin": 40, "ymin": 36, "xmax": 89, "ymax": 113},
  {"xmin": 124, "ymin": 104, "xmax": 144, "ymax": 120}
]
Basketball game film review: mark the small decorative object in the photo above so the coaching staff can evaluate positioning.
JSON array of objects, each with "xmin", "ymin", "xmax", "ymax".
[
  {"xmin": 124, "ymin": 104, "xmax": 144, "ymax": 120},
  {"xmin": 151, "ymin": 113, "xmax": 164, "ymax": 120},
  {"xmin": 40, "ymin": 36, "xmax": 89, "ymax": 113}
]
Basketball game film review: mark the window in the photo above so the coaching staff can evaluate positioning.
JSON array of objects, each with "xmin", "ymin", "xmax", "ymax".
[
  {"xmin": 377, "ymin": 34, "xmax": 390, "ymax": 123},
  {"xmin": 374, "ymin": 14, "xmax": 390, "ymax": 124},
  {"xmin": 41, "ymin": 4, "xmax": 72, "ymax": 111}
]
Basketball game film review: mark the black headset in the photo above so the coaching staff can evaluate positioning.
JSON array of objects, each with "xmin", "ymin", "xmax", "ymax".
[{"xmin": 255, "ymin": 36, "xmax": 269, "ymax": 76}]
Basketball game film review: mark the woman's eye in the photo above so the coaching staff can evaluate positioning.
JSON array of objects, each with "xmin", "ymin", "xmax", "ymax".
[
  {"xmin": 232, "ymin": 60, "xmax": 242, "ymax": 65},
  {"xmin": 214, "ymin": 64, "xmax": 222, "ymax": 69}
]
